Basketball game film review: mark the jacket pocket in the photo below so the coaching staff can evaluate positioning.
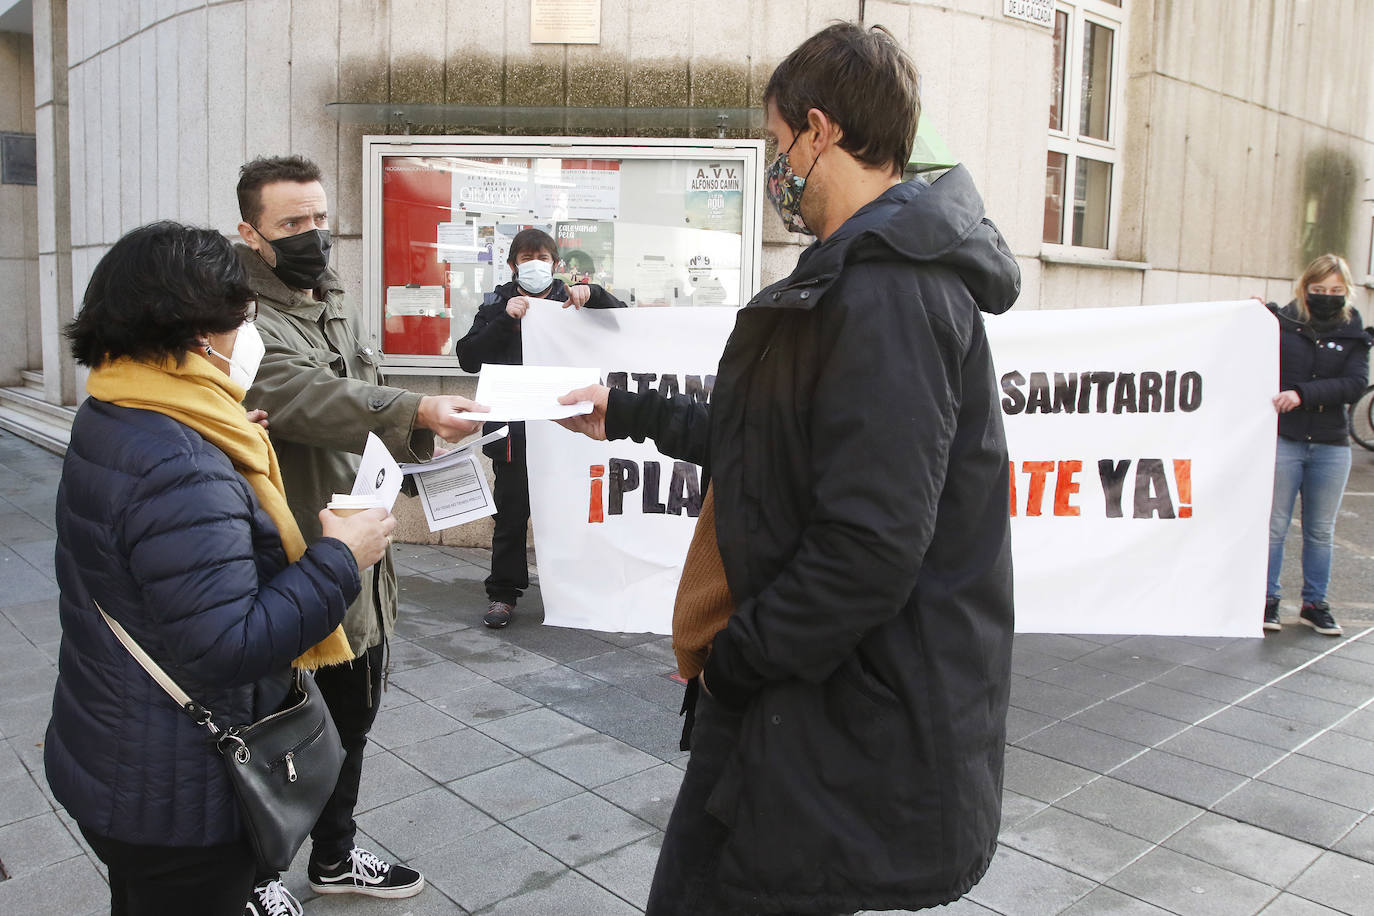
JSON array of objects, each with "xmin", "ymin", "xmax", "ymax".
[
  {"xmin": 304, "ymin": 346, "xmax": 342, "ymax": 372},
  {"xmin": 833, "ymin": 654, "xmax": 901, "ymax": 709},
  {"xmin": 354, "ymin": 343, "xmax": 383, "ymax": 384},
  {"xmin": 355, "ymin": 343, "xmax": 380, "ymax": 367}
]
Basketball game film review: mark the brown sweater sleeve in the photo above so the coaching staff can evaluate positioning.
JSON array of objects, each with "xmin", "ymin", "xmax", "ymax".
[{"xmin": 671, "ymin": 484, "xmax": 735, "ymax": 679}]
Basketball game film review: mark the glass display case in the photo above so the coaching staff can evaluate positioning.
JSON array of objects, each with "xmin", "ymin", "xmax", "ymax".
[{"xmin": 362, "ymin": 136, "xmax": 765, "ymax": 374}]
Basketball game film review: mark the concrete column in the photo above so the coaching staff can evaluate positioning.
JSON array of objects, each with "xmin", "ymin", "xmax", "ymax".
[
  {"xmin": 0, "ymin": 29, "xmax": 38, "ymax": 388},
  {"xmin": 33, "ymin": 0, "xmax": 75, "ymax": 405}
]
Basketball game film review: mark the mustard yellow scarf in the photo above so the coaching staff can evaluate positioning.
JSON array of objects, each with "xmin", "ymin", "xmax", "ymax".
[{"xmin": 87, "ymin": 354, "xmax": 353, "ymax": 669}]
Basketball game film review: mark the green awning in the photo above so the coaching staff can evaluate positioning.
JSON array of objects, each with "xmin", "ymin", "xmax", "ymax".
[{"xmin": 909, "ymin": 115, "xmax": 957, "ymax": 173}]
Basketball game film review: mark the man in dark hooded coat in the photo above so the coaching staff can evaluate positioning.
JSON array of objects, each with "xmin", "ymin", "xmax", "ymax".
[{"xmin": 559, "ymin": 22, "xmax": 1019, "ymax": 915}]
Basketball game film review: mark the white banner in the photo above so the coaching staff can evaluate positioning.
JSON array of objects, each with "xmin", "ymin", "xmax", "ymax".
[
  {"xmin": 523, "ymin": 306, "xmax": 738, "ymax": 634},
  {"xmin": 523, "ymin": 300, "xmax": 1278, "ymax": 637},
  {"xmin": 990, "ymin": 301, "xmax": 1276, "ymax": 636}
]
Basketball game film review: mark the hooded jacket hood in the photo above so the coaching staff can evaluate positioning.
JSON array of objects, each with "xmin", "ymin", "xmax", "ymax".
[{"xmin": 749, "ymin": 164, "xmax": 1020, "ymax": 316}]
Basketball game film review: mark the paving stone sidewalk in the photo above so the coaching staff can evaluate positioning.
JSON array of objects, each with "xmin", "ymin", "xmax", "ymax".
[{"xmin": 2, "ymin": 428, "xmax": 1374, "ymax": 915}]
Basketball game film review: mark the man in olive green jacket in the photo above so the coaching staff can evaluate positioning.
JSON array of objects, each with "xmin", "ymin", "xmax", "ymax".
[{"xmin": 235, "ymin": 155, "xmax": 484, "ymax": 912}]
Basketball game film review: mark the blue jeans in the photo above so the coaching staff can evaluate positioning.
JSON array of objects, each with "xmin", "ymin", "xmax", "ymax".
[{"xmin": 1267, "ymin": 437, "xmax": 1352, "ymax": 603}]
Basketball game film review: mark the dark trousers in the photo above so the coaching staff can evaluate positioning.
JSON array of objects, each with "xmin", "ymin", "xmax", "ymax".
[
  {"xmin": 647, "ymin": 687, "xmax": 844, "ymax": 916},
  {"xmin": 308, "ymin": 641, "xmax": 384, "ymax": 866},
  {"xmin": 485, "ymin": 455, "xmax": 530, "ymax": 603},
  {"xmin": 81, "ymin": 826, "xmax": 255, "ymax": 916}
]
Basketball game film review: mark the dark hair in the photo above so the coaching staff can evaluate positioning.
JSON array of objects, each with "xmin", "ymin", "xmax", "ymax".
[
  {"xmin": 237, "ymin": 155, "xmax": 324, "ymax": 226},
  {"xmin": 764, "ymin": 22, "xmax": 921, "ymax": 176},
  {"xmin": 507, "ymin": 228, "xmax": 559, "ymax": 267},
  {"xmin": 66, "ymin": 221, "xmax": 254, "ymax": 368}
]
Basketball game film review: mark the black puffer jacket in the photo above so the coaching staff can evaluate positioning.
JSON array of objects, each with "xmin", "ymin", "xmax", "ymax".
[
  {"xmin": 605, "ymin": 166, "xmax": 1018, "ymax": 912},
  {"xmin": 1271, "ymin": 302, "xmax": 1370, "ymax": 444},
  {"xmin": 45, "ymin": 399, "xmax": 359, "ymax": 846}
]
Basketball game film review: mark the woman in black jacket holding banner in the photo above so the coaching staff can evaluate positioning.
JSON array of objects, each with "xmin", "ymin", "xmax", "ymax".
[{"xmin": 1263, "ymin": 253, "xmax": 1370, "ymax": 636}]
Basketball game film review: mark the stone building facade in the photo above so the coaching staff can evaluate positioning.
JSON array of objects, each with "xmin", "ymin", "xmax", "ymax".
[{"xmin": 1, "ymin": 0, "xmax": 1371, "ymax": 541}]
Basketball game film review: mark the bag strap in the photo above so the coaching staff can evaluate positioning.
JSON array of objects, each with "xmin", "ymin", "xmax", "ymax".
[{"xmin": 95, "ymin": 600, "xmax": 221, "ymax": 735}]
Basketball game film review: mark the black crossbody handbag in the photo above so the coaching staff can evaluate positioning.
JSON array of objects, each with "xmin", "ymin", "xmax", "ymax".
[{"xmin": 98, "ymin": 601, "xmax": 345, "ymax": 871}]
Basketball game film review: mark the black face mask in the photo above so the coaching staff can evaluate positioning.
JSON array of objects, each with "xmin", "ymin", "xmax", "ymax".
[
  {"xmin": 1307, "ymin": 293, "xmax": 1346, "ymax": 322},
  {"xmin": 258, "ymin": 227, "xmax": 332, "ymax": 290}
]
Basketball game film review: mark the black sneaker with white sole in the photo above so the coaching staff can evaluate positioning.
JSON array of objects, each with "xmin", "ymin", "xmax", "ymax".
[
  {"xmin": 245, "ymin": 878, "xmax": 302, "ymax": 916},
  {"xmin": 1263, "ymin": 596, "xmax": 1281, "ymax": 632},
  {"xmin": 1299, "ymin": 601, "xmax": 1343, "ymax": 636},
  {"xmin": 308, "ymin": 846, "xmax": 425, "ymax": 898}
]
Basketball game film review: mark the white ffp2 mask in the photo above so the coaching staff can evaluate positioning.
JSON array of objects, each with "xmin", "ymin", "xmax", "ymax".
[{"xmin": 205, "ymin": 321, "xmax": 266, "ymax": 392}]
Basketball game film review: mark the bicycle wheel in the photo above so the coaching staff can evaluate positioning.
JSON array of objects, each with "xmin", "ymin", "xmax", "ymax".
[{"xmin": 1348, "ymin": 384, "xmax": 1374, "ymax": 451}]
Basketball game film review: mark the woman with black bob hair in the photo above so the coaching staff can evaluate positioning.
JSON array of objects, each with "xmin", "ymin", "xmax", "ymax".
[
  {"xmin": 46, "ymin": 221, "xmax": 395, "ymax": 914},
  {"xmin": 67, "ymin": 220, "xmax": 261, "ymax": 366}
]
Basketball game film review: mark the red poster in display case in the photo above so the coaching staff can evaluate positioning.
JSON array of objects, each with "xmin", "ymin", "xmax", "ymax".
[{"xmin": 381, "ymin": 160, "xmax": 453, "ymax": 356}]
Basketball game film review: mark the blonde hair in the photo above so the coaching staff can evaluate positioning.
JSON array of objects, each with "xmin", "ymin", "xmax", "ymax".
[{"xmin": 1295, "ymin": 253, "xmax": 1357, "ymax": 323}]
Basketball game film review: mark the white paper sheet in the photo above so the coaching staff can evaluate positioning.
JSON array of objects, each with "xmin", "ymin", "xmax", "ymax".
[
  {"xmin": 535, "ymin": 166, "xmax": 621, "ymax": 220},
  {"xmin": 436, "ymin": 222, "xmax": 483, "ymax": 263},
  {"xmin": 398, "ymin": 426, "xmax": 511, "ymax": 474},
  {"xmin": 412, "ymin": 453, "xmax": 497, "ymax": 531},
  {"xmin": 451, "ymin": 364, "xmax": 600, "ymax": 422},
  {"xmin": 518, "ymin": 296, "xmax": 567, "ymax": 310},
  {"xmin": 386, "ymin": 285, "xmax": 446, "ymax": 316},
  {"xmin": 350, "ymin": 433, "xmax": 404, "ymax": 511}
]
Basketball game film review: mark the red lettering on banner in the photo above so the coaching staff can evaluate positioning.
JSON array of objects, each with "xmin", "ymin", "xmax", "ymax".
[
  {"xmin": 1053, "ymin": 460, "xmax": 1082, "ymax": 516},
  {"xmin": 1010, "ymin": 458, "xmax": 1194, "ymax": 519},
  {"xmin": 1174, "ymin": 459, "xmax": 1192, "ymax": 518},
  {"xmin": 1022, "ymin": 461, "xmax": 1055, "ymax": 516},
  {"xmin": 588, "ymin": 464, "xmax": 605, "ymax": 523}
]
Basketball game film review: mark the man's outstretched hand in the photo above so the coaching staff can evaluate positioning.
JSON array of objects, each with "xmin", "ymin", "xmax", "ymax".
[
  {"xmin": 418, "ymin": 395, "xmax": 490, "ymax": 441},
  {"xmin": 556, "ymin": 384, "xmax": 610, "ymax": 440}
]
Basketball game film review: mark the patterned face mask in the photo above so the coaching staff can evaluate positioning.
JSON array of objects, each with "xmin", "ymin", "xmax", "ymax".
[{"xmin": 765, "ymin": 132, "xmax": 818, "ymax": 236}]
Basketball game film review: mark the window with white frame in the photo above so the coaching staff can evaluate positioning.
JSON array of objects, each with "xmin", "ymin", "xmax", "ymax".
[{"xmin": 1043, "ymin": 0, "xmax": 1124, "ymax": 250}]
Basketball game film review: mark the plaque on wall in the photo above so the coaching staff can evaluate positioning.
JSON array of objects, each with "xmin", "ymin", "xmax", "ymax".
[
  {"xmin": 530, "ymin": 0, "xmax": 601, "ymax": 45},
  {"xmin": 1, "ymin": 132, "xmax": 37, "ymax": 186}
]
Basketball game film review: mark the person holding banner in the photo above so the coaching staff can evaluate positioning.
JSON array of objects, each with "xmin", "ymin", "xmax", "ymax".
[
  {"xmin": 1263, "ymin": 253, "xmax": 1370, "ymax": 636},
  {"xmin": 456, "ymin": 228, "xmax": 626, "ymax": 629},
  {"xmin": 558, "ymin": 22, "xmax": 1017, "ymax": 916}
]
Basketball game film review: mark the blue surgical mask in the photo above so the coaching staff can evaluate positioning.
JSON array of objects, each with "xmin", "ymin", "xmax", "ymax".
[{"xmin": 515, "ymin": 260, "xmax": 553, "ymax": 294}]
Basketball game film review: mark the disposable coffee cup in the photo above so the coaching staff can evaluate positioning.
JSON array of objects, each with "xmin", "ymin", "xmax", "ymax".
[{"xmin": 326, "ymin": 493, "xmax": 385, "ymax": 517}]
